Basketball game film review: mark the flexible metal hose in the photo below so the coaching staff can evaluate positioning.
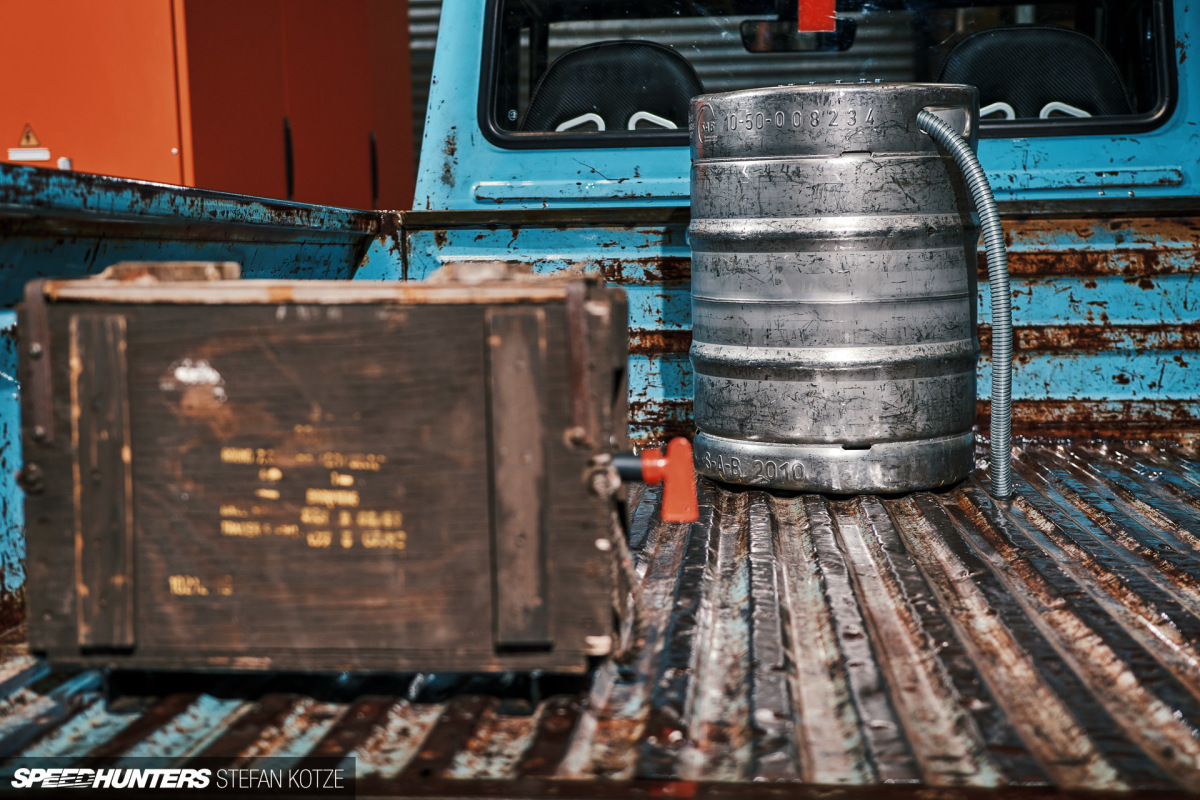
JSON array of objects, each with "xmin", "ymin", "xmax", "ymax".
[{"xmin": 917, "ymin": 110, "xmax": 1013, "ymax": 499}]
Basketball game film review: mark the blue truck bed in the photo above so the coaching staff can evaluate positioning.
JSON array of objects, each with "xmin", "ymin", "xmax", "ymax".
[{"xmin": 0, "ymin": 442, "xmax": 1198, "ymax": 793}]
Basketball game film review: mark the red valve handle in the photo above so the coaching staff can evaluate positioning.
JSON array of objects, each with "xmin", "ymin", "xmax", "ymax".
[{"xmin": 641, "ymin": 438, "xmax": 699, "ymax": 523}]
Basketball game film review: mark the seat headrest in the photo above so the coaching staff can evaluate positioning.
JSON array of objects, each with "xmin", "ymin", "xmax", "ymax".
[
  {"xmin": 521, "ymin": 40, "xmax": 703, "ymax": 133},
  {"xmin": 939, "ymin": 25, "xmax": 1132, "ymax": 118}
]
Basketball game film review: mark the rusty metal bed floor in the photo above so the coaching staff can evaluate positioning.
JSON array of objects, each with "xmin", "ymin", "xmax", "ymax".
[{"xmin": 1, "ymin": 440, "xmax": 1200, "ymax": 798}]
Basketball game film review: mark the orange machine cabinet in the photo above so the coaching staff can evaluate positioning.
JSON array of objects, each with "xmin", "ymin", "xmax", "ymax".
[{"xmin": 0, "ymin": 0, "xmax": 414, "ymax": 210}]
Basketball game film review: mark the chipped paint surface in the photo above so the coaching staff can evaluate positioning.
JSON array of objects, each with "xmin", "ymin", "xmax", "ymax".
[
  {"xmin": 0, "ymin": 311, "xmax": 22, "ymax": 626},
  {"xmin": 19, "ymin": 696, "xmax": 141, "ymax": 757},
  {"xmin": 116, "ymin": 696, "xmax": 246, "ymax": 764},
  {"xmin": 0, "ymin": 163, "xmax": 385, "ymax": 307},
  {"xmin": 444, "ymin": 707, "xmax": 539, "ymax": 778},
  {"xmin": 352, "ymin": 702, "xmax": 444, "ymax": 778}
]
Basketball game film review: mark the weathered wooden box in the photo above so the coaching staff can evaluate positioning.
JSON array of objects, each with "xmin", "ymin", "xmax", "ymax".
[{"xmin": 19, "ymin": 266, "xmax": 628, "ymax": 673}]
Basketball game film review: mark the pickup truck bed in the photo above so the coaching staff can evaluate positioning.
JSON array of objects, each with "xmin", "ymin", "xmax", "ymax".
[{"xmin": 1, "ymin": 440, "xmax": 1198, "ymax": 796}]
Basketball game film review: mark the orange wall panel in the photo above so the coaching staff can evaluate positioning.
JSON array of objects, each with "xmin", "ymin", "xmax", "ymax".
[
  {"xmin": 0, "ymin": 0, "xmax": 183, "ymax": 184},
  {"xmin": 281, "ymin": 0, "xmax": 374, "ymax": 209},
  {"xmin": 367, "ymin": 0, "xmax": 417, "ymax": 209},
  {"xmin": 0, "ymin": 0, "xmax": 413, "ymax": 208},
  {"xmin": 178, "ymin": 0, "xmax": 288, "ymax": 199}
]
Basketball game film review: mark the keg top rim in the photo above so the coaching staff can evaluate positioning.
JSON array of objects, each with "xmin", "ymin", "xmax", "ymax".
[{"xmin": 693, "ymin": 81, "xmax": 976, "ymax": 104}]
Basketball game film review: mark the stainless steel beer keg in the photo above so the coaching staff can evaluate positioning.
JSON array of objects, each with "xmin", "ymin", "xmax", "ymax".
[{"xmin": 689, "ymin": 83, "xmax": 980, "ymax": 493}]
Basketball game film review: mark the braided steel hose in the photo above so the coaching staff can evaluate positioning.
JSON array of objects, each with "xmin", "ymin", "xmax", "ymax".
[{"xmin": 917, "ymin": 110, "xmax": 1013, "ymax": 499}]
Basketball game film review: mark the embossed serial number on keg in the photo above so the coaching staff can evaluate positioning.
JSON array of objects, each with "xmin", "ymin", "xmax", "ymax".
[
  {"xmin": 703, "ymin": 452, "xmax": 803, "ymax": 483},
  {"xmin": 725, "ymin": 107, "xmax": 876, "ymax": 131}
]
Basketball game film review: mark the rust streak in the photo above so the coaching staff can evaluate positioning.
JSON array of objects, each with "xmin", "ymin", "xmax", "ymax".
[
  {"xmin": 888, "ymin": 497, "xmax": 1126, "ymax": 790},
  {"xmin": 981, "ymin": 249, "xmax": 1187, "ymax": 278},
  {"xmin": 629, "ymin": 400, "xmax": 693, "ymax": 450},
  {"xmin": 1005, "ymin": 490, "xmax": 1200, "ymax": 699},
  {"xmin": 953, "ymin": 493, "xmax": 1200, "ymax": 790},
  {"xmin": 445, "ymin": 706, "xmax": 539, "ymax": 779},
  {"xmin": 629, "ymin": 330, "xmax": 691, "ymax": 356},
  {"xmin": 976, "ymin": 400, "xmax": 1200, "ymax": 442},
  {"xmin": 557, "ymin": 488, "xmax": 699, "ymax": 780},
  {"xmin": 1004, "ymin": 216, "xmax": 1200, "ymax": 247},
  {"xmin": 979, "ymin": 324, "xmax": 1200, "ymax": 353},
  {"xmin": 596, "ymin": 257, "xmax": 692, "ymax": 285},
  {"xmin": 833, "ymin": 498, "xmax": 998, "ymax": 785},
  {"xmin": 773, "ymin": 496, "xmax": 872, "ymax": 784},
  {"xmin": 186, "ymin": 693, "xmax": 300, "ymax": 763}
]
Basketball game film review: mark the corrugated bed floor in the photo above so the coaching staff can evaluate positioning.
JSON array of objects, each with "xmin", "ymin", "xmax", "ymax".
[{"xmin": 1, "ymin": 440, "xmax": 1200, "ymax": 798}]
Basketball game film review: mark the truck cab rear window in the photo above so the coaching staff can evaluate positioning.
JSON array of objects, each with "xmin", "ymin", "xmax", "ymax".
[{"xmin": 480, "ymin": 0, "xmax": 1175, "ymax": 148}]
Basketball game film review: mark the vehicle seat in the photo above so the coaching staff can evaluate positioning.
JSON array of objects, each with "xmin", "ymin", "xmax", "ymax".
[
  {"xmin": 521, "ymin": 40, "xmax": 703, "ymax": 132},
  {"xmin": 938, "ymin": 25, "xmax": 1132, "ymax": 118}
]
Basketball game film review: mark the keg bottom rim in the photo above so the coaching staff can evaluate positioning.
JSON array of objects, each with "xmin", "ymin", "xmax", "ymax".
[{"xmin": 694, "ymin": 431, "xmax": 974, "ymax": 494}]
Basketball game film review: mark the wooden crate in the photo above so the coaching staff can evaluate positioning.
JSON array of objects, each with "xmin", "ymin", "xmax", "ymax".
[{"xmin": 19, "ymin": 266, "xmax": 628, "ymax": 673}]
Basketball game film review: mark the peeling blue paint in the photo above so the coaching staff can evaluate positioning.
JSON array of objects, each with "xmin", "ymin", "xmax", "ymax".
[
  {"xmin": 0, "ymin": 311, "xmax": 22, "ymax": 604},
  {"xmin": 983, "ymin": 275, "xmax": 1200, "ymax": 326},
  {"xmin": 982, "ymin": 352, "xmax": 1199, "ymax": 400},
  {"xmin": 0, "ymin": 163, "xmax": 385, "ymax": 305}
]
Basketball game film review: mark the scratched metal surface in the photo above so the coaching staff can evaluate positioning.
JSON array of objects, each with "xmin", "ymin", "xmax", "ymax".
[{"xmin": 1, "ymin": 441, "xmax": 1199, "ymax": 796}]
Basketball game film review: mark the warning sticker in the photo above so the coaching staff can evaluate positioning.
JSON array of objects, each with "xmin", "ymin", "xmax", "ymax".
[{"xmin": 18, "ymin": 124, "xmax": 40, "ymax": 148}]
